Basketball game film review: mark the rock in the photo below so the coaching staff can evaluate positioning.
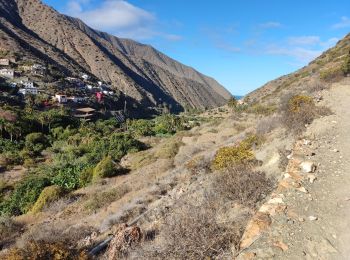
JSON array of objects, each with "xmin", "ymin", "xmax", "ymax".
[
  {"xmin": 296, "ymin": 187, "xmax": 308, "ymax": 193},
  {"xmin": 303, "ymin": 139, "xmax": 311, "ymax": 145},
  {"xmin": 309, "ymin": 216, "xmax": 318, "ymax": 221},
  {"xmin": 332, "ymin": 149, "xmax": 339, "ymax": 153},
  {"xmin": 308, "ymin": 174, "xmax": 317, "ymax": 183},
  {"xmin": 240, "ymin": 212, "xmax": 272, "ymax": 250},
  {"xmin": 274, "ymin": 240, "xmax": 289, "ymax": 251},
  {"xmin": 300, "ymin": 161, "xmax": 316, "ymax": 173},
  {"xmin": 107, "ymin": 224, "xmax": 142, "ymax": 260}
]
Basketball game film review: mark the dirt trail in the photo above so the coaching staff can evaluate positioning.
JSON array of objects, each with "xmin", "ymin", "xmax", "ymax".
[{"xmin": 238, "ymin": 81, "xmax": 350, "ymax": 259}]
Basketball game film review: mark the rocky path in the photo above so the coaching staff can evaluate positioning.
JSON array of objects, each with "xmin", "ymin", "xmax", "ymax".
[{"xmin": 238, "ymin": 82, "xmax": 350, "ymax": 259}]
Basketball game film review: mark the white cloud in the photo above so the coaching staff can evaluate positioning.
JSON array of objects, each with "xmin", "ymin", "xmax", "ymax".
[
  {"xmin": 164, "ymin": 34, "xmax": 183, "ymax": 42},
  {"xmin": 265, "ymin": 45, "xmax": 321, "ymax": 63},
  {"xmin": 287, "ymin": 36, "xmax": 320, "ymax": 46},
  {"xmin": 258, "ymin": 22, "xmax": 282, "ymax": 29},
  {"xmin": 68, "ymin": 0, "xmax": 154, "ymax": 31},
  {"xmin": 66, "ymin": 0, "xmax": 181, "ymax": 41},
  {"xmin": 332, "ymin": 16, "xmax": 350, "ymax": 29}
]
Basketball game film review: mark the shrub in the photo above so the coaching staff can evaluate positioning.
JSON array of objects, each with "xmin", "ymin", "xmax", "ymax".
[
  {"xmin": 24, "ymin": 132, "xmax": 49, "ymax": 156},
  {"xmin": 214, "ymin": 164, "xmax": 274, "ymax": 208},
  {"xmin": 30, "ymin": 185, "xmax": 64, "ymax": 214},
  {"xmin": 51, "ymin": 165, "xmax": 83, "ymax": 190},
  {"xmin": 247, "ymin": 104, "xmax": 276, "ymax": 115},
  {"xmin": 320, "ymin": 66, "xmax": 343, "ymax": 82},
  {"xmin": 3, "ymin": 241, "xmax": 89, "ymax": 260},
  {"xmin": 135, "ymin": 201, "xmax": 244, "ymax": 259},
  {"xmin": 0, "ymin": 175, "xmax": 50, "ymax": 216},
  {"xmin": 211, "ymin": 135, "xmax": 262, "ymax": 171},
  {"xmin": 154, "ymin": 137, "xmax": 184, "ymax": 159},
  {"xmin": 107, "ymin": 133, "xmax": 145, "ymax": 161},
  {"xmin": 281, "ymin": 94, "xmax": 328, "ymax": 134},
  {"xmin": 227, "ymin": 97, "xmax": 238, "ymax": 108},
  {"xmin": 153, "ymin": 114, "xmax": 187, "ymax": 135},
  {"xmin": 127, "ymin": 119, "xmax": 154, "ymax": 137},
  {"xmin": 78, "ymin": 167, "xmax": 94, "ymax": 188},
  {"xmin": 92, "ymin": 156, "xmax": 116, "ymax": 182}
]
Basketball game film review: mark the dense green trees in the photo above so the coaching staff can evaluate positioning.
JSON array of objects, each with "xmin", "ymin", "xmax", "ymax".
[{"xmin": 0, "ymin": 104, "xmax": 193, "ymax": 217}]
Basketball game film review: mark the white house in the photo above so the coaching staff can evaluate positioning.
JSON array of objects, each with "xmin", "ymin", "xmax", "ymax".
[
  {"xmin": 68, "ymin": 96, "xmax": 85, "ymax": 103},
  {"xmin": 81, "ymin": 74, "xmax": 90, "ymax": 81},
  {"xmin": 21, "ymin": 80, "xmax": 34, "ymax": 88},
  {"xmin": 55, "ymin": 94, "xmax": 68, "ymax": 103},
  {"xmin": 19, "ymin": 86, "xmax": 38, "ymax": 96},
  {"xmin": 0, "ymin": 59, "xmax": 10, "ymax": 66},
  {"xmin": 9, "ymin": 82, "xmax": 17, "ymax": 88},
  {"xmin": 0, "ymin": 69, "xmax": 14, "ymax": 79}
]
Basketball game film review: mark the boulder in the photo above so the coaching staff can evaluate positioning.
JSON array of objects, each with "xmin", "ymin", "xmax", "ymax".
[{"xmin": 300, "ymin": 161, "xmax": 316, "ymax": 173}]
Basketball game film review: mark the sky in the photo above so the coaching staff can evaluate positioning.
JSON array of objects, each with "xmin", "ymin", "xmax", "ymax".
[{"xmin": 43, "ymin": 0, "xmax": 350, "ymax": 95}]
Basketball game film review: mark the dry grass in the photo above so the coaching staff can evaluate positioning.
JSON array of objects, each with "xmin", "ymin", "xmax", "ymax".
[
  {"xmin": 213, "ymin": 164, "xmax": 274, "ymax": 208},
  {"xmin": 84, "ymin": 185, "xmax": 130, "ymax": 212},
  {"xmin": 2, "ymin": 240, "xmax": 89, "ymax": 260},
  {"xmin": 133, "ymin": 201, "xmax": 244, "ymax": 259},
  {"xmin": 0, "ymin": 216, "xmax": 23, "ymax": 248},
  {"xmin": 256, "ymin": 115, "xmax": 281, "ymax": 135},
  {"xmin": 17, "ymin": 222, "xmax": 97, "ymax": 250}
]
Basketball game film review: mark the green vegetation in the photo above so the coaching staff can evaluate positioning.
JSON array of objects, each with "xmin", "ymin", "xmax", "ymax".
[
  {"xmin": 0, "ymin": 175, "xmax": 50, "ymax": 215},
  {"xmin": 0, "ymin": 102, "xmax": 193, "ymax": 217},
  {"xmin": 211, "ymin": 135, "xmax": 262, "ymax": 171},
  {"xmin": 92, "ymin": 156, "xmax": 117, "ymax": 182},
  {"xmin": 30, "ymin": 185, "xmax": 64, "ymax": 214}
]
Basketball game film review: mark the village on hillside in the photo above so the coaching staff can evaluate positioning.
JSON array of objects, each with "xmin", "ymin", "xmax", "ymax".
[{"xmin": 0, "ymin": 53, "xmax": 129, "ymax": 122}]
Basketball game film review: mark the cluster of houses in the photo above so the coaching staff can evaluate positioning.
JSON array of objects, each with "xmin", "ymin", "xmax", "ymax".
[{"xmin": 0, "ymin": 58, "xmax": 47, "ymax": 79}]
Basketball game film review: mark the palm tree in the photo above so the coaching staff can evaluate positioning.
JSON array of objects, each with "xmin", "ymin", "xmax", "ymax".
[
  {"xmin": 4, "ymin": 122, "xmax": 15, "ymax": 141},
  {"xmin": 0, "ymin": 118, "xmax": 5, "ymax": 137}
]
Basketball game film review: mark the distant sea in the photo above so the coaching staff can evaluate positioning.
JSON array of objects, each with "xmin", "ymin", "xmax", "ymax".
[{"xmin": 234, "ymin": 95, "xmax": 244, "ymax": 100}]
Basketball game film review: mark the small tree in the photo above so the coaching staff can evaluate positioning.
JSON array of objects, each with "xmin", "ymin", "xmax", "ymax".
[{"xmin": 227, "ymin": 97, "xmax": 238, "ymax": 108}]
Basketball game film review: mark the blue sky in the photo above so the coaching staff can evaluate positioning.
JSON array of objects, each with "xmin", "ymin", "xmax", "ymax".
[{"xmin": 43, "ymin": 0, "xmax": 350, "ymax": 95}]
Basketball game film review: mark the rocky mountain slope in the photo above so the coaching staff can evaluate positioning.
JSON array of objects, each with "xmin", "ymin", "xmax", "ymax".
[
  {"xmin": 0, "ymin": 0, "xmax": 231, "ymax": 111},
  {"xmin": 246, "ymin": 33, "xmax": 350, "ymax": 104}
]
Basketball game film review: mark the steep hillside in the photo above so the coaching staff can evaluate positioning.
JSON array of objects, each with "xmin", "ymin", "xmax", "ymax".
[
  {"xmin": 0, "ymin": 0, "xmax": 231, "ymax": 111},
  {"xmin": 246, "ymin": 33, "xmax": 350, "ymax": 104}
]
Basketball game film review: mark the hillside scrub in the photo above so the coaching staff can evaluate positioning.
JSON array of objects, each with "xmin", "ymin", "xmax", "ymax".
[
  {"xmin": 0, "ymin": 175, "xmax": 51, "ymax": 216},
  {"xmin": 211, "ymin": 135, "xmax": 263, "ymax": 170},
  {"xmin": 282, "ymin": 94, "xmax": 331, "ymax": 134},
  {"xmin": 2, "ymin": 241, "xmax": 89, "ymax": 260},
  {"xmin": 135, "ymin": 201, "xmax": 244, "ymax": 259},
  {"xmin": 30, "ymin": 185, "xmax": 64, "ymax": 214},
  {"xmin": 214, "ymin": 164, "xmax": 274, "ymax": 208},
  {"xmin": 92, "ymin": 156, "xmax": 118, "ymax": 182}
]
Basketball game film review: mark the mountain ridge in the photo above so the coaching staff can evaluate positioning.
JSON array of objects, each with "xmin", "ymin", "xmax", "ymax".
[{"xmin": 0, "ymin": 0, "xmax": 232, "ymax": 111}]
